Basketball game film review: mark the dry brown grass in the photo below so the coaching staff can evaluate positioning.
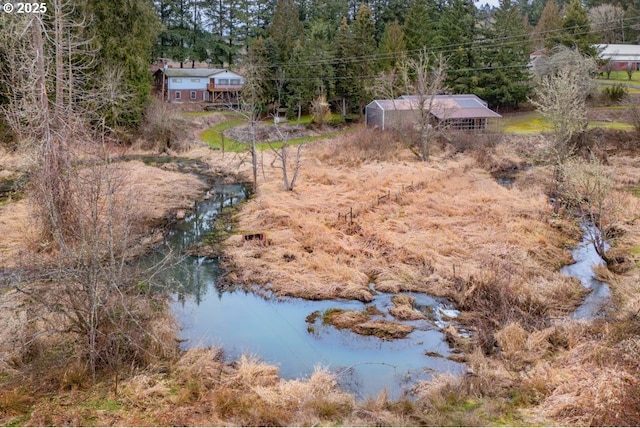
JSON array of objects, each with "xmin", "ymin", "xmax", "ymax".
[
  {"xmin": 494, "ymin": 322, "xmax": 555, "ymax": 370},
  {"xmin": 531, "ymin": 326, "xmax": 640, "ymax": 426},
  {"xmin": 225, "ymin": 143, "xmax": 576, "ymax": 309},
  {"xmin": 389, "ymin": 294, "xmax": 426, "ymax": 321},
  {"xmin": 1, "ymin": 116, "xmax": 640, "ymax": 426},
  {"xmin": 314, "ymin": 126, "xmax": 410, "ymax": 166},
  {"xmin": 217, "ymin": 132, "xmax": 640, "ymax": 424},
  {"xmin": 321, "ymin": 307, "xmax": 415, "ymax": 339},
  {"xmin": 0, "ymin": 201, "xmax": 33, "ymax": 269},
  {"xmin": 122, "ymin": 160, "xmax": 208, "ymax": 225}
]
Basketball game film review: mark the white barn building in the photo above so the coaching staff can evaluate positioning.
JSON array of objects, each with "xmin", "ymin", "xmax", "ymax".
[{"xmin": 365, "ymin": 94, "xmax": 501, "ymax": 132}]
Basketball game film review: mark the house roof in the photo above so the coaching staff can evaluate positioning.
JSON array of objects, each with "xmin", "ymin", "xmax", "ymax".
[
  {"xmin": 163, "ymin": 68, "xmax": 227, "ymax": 78},
  {"xmin": 596, "ymin": 44, "xmax": 640, "ymax": 61},
  {"xmin": 368, "ymin": 95, "xmax": 501, "ymax": 119}
]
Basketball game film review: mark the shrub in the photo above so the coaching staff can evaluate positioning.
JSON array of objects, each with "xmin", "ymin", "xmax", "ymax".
[
  {"xmin": 452, "ymin": 261, "xmax": 549, "ymax": 355},
  {"xmin": 316, "ymin": 127, "xmax": 405, "ymax": 166},
  {"xmin": 447, "ymin": 131, "xmax": 501, "ymax": 155},
  {"xmin": 139, "ymin": 100, "xmax": 190, "ymax": 152},
  {"xmin": 601, "ymin": 84, "xmax": 627, "ymax": 103}
]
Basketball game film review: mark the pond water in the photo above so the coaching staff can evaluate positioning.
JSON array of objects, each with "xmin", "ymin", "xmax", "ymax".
[
  {"xmin": 151, "ymin": 183, "xmax": 465, "ymax": 399},
  {"xmin": 560, "ymin": 223, "xmax": 612, "ymax": 320}
]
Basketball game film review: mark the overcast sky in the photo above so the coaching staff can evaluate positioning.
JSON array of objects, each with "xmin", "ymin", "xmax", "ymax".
[{"xmin": 476, "ymin": 0, "xmax": 502, "ymax": 9}]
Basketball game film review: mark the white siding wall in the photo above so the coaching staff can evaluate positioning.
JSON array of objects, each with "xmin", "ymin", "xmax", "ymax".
[
  {"xmin": 167, "ymin": 77, "xmax": 209, "ymax": 91},
  {"xmin": 213, "ymin": 71, "xmax": 244, "ymax": 85}
]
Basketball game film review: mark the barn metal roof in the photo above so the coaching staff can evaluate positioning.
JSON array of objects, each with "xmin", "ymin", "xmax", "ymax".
[
  {"xmin": 368, "ymin": 95, "xmax": 501, "ymax": 119},
  {"xmin": 163, "ymin": 68, "xmax": 226, "ymax": 78},
  {"xmin": 597, "ymin": 44, "xmax": 640, "ymax": 62}
]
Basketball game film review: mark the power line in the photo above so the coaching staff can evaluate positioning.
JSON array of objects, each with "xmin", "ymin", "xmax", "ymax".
[{"xmin": 240, "ymin": 14, "xmax": 640, "ymax": 70}]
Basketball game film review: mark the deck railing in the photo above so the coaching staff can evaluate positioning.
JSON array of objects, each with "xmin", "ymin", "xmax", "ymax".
[{"xmin": 207, "ymin": 83, "xmax": 243, "ymax": 92}]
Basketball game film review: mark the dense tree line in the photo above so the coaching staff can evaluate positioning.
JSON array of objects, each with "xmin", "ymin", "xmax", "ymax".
[
  {"xmin": 151, "ymin": 0, "xmax": 640, "ymax": 117},
  {"xmin": 0, "ymin": 0, "xmax": 160, "ymax": 133},
  {"xmin": 2, "ymin": 0, "xmax": 640, "ymax": 131}
]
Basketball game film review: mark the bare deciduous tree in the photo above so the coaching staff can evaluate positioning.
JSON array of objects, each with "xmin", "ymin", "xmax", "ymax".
[
  {"xmin": 560, "ymin": 158, "xmax": 615, "ymax": 259},
  {"xmin": 588, "ymin": 4, "xmax": 625, "ymax": 44},
  {"xmin": 1, "ymin": 3, "xmax": 175, "ymax": 379},
  {"xmin": 399, "ymin": 50, "xmax": 448, "ymax": 161},
  {"xmin": 530, "ymin": 66, "xmax": 588, "ymax": 165},
  {"xmin": 235, "ymin": 40, "xmax": 271, "ymax": 192},
  {"xmin": 0, "ymin": 1, "xmax": 98, "ymax": 244},
  {"xmin": 269, "ymin": 125, "xmax": 303, "ymax": 191},
  {"xmin": 529, "ymin": 47, "xmax": 598, "ymax": 167}
]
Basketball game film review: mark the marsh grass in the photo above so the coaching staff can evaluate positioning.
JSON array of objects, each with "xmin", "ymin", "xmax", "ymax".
[
  {"xmin": 320, "ymin": 306, "xmax": 416, "ymax": 339},
  {"xmin": 218, "ymin": 131, "xmax": 638, "ymax": 424},
  {"xmin": 389, "ymin": 294, "xmax": 425, "ymax": 321},
  {"xmin": 0, "ymin": 387, "xmax": 33, "ymax": 420},
  {"xmin": 2, "ymin": 113, "xmax": 640, "ymax": 426},
  {"xmin": 225, "ymin": 138, "xmax": 580, "ymax": 338}
]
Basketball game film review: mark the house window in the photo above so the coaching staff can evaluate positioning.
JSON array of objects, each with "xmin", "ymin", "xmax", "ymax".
[
  {"xmin": 172, "ymin": 78, "xmax": 182, "ymax": 83},
  {"xmin": 218, "ymin": 78, "xmax": 229, "ymax": 85},
  {"xmin": 230, "ymin": 79, "xmax": 241, "ymax": 85},
  {"xmin": 190, "ymin": 91, "xmax": 197, "ymax": 100},
  {"xmin": 175, "ymin": 91, "xmax": 181, "ymax": 99},
  {"xmin": 190, "ymin": 78, "xmax": 200, "ymax": 83}
]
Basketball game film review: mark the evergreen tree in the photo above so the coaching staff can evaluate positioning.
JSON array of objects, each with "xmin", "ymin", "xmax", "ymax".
[
  {"xmin": 371, "ymin": 0, "xmax": 411, "ymax": 41},
  {"xmin": 350, "ymin": 3, "xmax": 377, "ymax": 115},
  {"xmin": 333, "ymin": 17, "xmax": 358, "ymax": 116},
  {"xmin": 254, "ymin": 0, "xmax": 277, "ymax": 36},
  {"xmin": 155, "ymin": 0, "xmax": 193, "ymax": 67},
  {"xmin": 378, "ymin": 20, "xmax": 407, "ymax": 72},
  {"xmin": 623, "ymin": 4, "xmax": 640, "ymax": 44},
  {"xmin": 532, "ymin": 0, "xmax": 562, "ymax": 48},
  {"xmin": 439, "ymin": 0, "xmax": 479, "ymax": 94},
  {"xmin": 549, "ymin": 0, "xmax": 599, "ymax": 56},
  {"xmin": 298, "ymin": 0, "xmax": 347, "ymax": 35},
  {"xmin": 269, "ymin": 0, "xmax": 304, "ymax": 62},
  {"xmin": 87, "ymin": 0, "xmax": 161, "ymax": 127},
  {"xmin": 241, "ymin": 37, "xmax": 276, "ymax": 115},
  {"xmin": 404, "ymin": 0, "xmax": 441, "ymax": 53},
  {"xmin": 285, "ymin": 21, "xmax": 335, "ymax": 118},
  {"xmin": 476, "ymin": 0, "xmax": 532, "ymax": 108},
  {"xmin": 202, "ymin": 0, "xmax": 237, "ymax": 66}
]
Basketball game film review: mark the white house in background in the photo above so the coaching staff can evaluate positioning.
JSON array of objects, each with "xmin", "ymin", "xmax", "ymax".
[
  {"xmin": 596, "ymin": 44, "xmax": 640, "ymax": 71},
  {"xmin": 156, "ymin": 68, "xmax": 244, "ymax": 104}
]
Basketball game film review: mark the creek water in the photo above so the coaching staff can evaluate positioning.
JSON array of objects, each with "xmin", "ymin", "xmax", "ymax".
[
  {"xmin": 560, "ymin": 224, "xmax": 612, "ymax": 320},
  {"xmin": 152, "ymin": 183, "xmax": 464, "ymax": 399},
  {"xmin": 494, "ymin": 174, "xmax": 612, "ymax": 320}
]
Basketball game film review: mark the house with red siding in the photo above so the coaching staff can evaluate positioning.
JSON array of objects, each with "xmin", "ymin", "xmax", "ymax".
[
  {"xmin": 597, "ymin": 44, "xmax": 640, "ymax": 71},
  {"xmin": 155, "ymin": 67, "xmax": 244, "ymax": 105}
]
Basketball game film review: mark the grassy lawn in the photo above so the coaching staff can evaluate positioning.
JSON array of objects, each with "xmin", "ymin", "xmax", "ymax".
[
  {"xmin": 200, "ymin": 114, "xmax": 347, "ymax": 152},
  {"xmin": 597, "ymin": 70, "xmax": 640, "ymax": 93},
  {"xmin": 179, "ymin": 111, "xmax": 221, "ymax": 117},
  {"xmin": 502, "ymin": 111, "xmax": 634, "ymax": 134},
  {"xmin": 598, "ymin": 70, "xmax": 640, "ymax": 82},
  {"xmin": 200, "ymin": 116, "xmax": 246, "ymax": 150}
]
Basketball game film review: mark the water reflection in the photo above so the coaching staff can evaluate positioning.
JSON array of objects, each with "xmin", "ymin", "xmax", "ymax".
[
  {"xmin": 150, "ymin": 182, "xmax": 464, "ymax": 399},
  {"xmin": 561, "ymin": 223, "xmax": 612, "ymax": 320}
]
